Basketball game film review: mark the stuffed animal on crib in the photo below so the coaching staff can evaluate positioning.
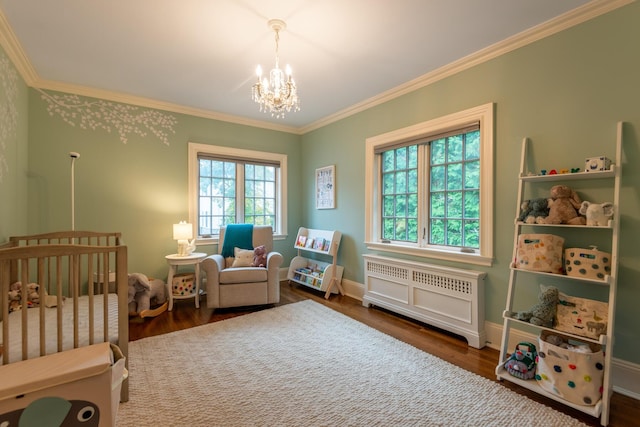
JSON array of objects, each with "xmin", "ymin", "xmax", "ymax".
[
  {"xmin": 252, "ymin": 245, "xmax": 267, "ymax": 267},
  {"xmin": 538, "ymin": 185, "xmax": 586, "ymax": 225},
  {"xmin": 507, "ymin": 285, "xmax": 559, "ymax": 328}
]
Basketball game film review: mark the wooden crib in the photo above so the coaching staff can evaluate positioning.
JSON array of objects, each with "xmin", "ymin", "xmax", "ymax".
[{"xmin": 0, "ymin": 231, "xmax": 129, "ymax": 401}]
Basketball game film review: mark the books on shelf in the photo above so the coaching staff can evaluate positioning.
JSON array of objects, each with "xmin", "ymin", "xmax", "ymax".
[
  {"xmin": 296, "ymin": 235, "xmax": 307, "ymax": 247},
  {"xmin": 304, "ymin": 238, "xmax": 315, "ymax": 248},
  {"xmin": 313, "ymin": 238, "xmax": 325, "ymax": 250}
]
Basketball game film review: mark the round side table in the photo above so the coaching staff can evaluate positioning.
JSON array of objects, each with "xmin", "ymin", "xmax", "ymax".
[{"xmin": 165, "ymin": 252, "xmax": 207, "ymax": 311}]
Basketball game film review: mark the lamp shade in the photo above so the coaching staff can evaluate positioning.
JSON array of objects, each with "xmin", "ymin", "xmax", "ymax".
[{"xmin": 173, "ymin": 221, "xmax": 193, "ymax": 240}]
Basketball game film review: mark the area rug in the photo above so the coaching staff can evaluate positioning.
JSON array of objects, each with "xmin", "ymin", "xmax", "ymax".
[{"xmin": 117, "ymin": 300, "xmax": 588, "ymax": 427}]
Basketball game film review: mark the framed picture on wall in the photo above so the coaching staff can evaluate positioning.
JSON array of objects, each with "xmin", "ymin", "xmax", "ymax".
[{"xmin": 315, "ymin": 165, "xmax": 335, "ymax": 209}]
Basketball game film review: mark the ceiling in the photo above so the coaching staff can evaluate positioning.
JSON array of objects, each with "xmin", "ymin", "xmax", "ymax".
[{"xmin": 0, "ymin": 0, "xmax": 620, "ymax": 133}]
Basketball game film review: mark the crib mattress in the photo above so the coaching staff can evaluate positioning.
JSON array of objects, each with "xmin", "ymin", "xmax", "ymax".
[{"xmin": 1, "ymin": 294, "xmax": 119, "ymax": 363}]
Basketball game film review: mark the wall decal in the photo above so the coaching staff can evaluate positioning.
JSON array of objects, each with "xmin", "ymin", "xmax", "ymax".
[
  {"xmin": 37, "ymin": 89, "xmax": 178, "ymax": 145},
  {"xmin": 0, "ymin": 53, "xmax": 19, "ymax": 183}
]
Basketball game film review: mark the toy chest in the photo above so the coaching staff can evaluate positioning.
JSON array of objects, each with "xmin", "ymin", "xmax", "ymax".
[
  {"xmin": 536, "ymin": 330, "xmax": 604, "ymax": 406},
  {"xmin": 515, "ymin": 234, "xmax": 564, "ymax": 274},
  {"xmin": 564, "ymin": 247, "xmax": 611, "ymax": 281},
  {"xmin": 0, "ymin": 342, "xmax": 127, "ymax": 427},
  {"xmin": 172, "ymin": 272, "xmax": 195, "ymax": 295}
]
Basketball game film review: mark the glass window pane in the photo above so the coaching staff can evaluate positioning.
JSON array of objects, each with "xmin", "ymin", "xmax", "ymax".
[
  {"xmin": 382, "ymin": 172, "xmax": 394, "ymax": 195},
  {"xmin": 447, "ymin": 192, "xmax": 462, "ymax": 218},
  {"xmin": 465, "ymin": 131, "xmax": 480, "ymax": 160},
  {"xmin": 395, "ymin": 195, "xmax": 406, "ymax": 217},
  {"xmin": 395, "ymin": 147, "xmax": 407, "ymax": 170},
  {"xmin": 394, "ymin": 218, "xmax": 406, "ymax": 240},
  {"xmin": 464, "ymin": 160, "xmax": 480, "ymax": 189},
  {"xmin": 464, "ymin": 190, "xmax": 480, "ymax": 219},
  {"xmin": 430, "ymin": 219, "xmax": 445, "ymax": 245},
  {"xmin": 464, "ymin": 220, "xmax": 479, "ymax": 247},
  {"xmin": 395, "ymin": 171, "xmax": 407, "ymax": 193},
  {"xmin": 447, "ymin": 164, "xmax": 462, "ymax": 190},
  {"xmin": 431, "ymin": 139, "xmax": 445, "ymax": 164},
  {"xmin": 382, "ymin": 151, "xmax": 395, "ymax": 172},
  {"xmin": 407, "ymin": 145, "xmax": 418, "ymax": 168},
  {"xmin": 447, "ymin": 135, "xmax": 463, "ymax": 162},
  {"xmin": 431, "ymin": 192, "xmax": 445, "ymax": 217},
  {"xmin": 446, "ymin": 219, "xmax": 462, "ymax": 246},
  {"xmin": 383, "ymin": 218, "xmax": 394, "ymax": 240},
  {"xmin": 430, "ymin": 165, "xmax": 445, "ymax": 191},
  {"xmin": 383, "ymin": 195, "xmax": 395, "ymax": 217}
]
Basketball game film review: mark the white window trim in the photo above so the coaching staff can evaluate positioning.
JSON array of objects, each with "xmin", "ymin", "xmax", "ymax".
[
  {"xmin": 364, "ymin": 103, "xmax": 494, "ymax": 266},
  {"xmin": 188, "ymin": 142, "xmax": 288, "ymax": 245}
]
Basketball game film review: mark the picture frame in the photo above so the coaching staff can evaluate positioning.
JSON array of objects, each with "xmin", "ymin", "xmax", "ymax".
[{"xmin": 315, "ymin": 165, "xmax": 335, "ymax": 209}]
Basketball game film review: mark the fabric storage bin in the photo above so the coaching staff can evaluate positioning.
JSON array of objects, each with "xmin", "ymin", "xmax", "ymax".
[
  {"xmin": 564, "ymin": 247, "xmax": 611, "ymax": 281},
  {"xmin": 536, "ymin": 330, "xmax": 604, "ymax": 406},
  {"xmin": 0, "ymin": 342, "xmax": 127, "ymax": 427},
  {"xmin": 172, "ymin": 272, "xmax": 195, "ymax": 295},
  {"xmin": 515, "ymin": 234, "xmax": 564, "ymax": 274},
  {"xmin": 556, "ymin": 292, "xmax": 608, "ymax": 340}
]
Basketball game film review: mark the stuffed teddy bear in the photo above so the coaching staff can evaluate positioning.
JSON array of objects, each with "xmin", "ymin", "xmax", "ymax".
[
  {"xmin": 538, "ymin": 185, "xmax": 586, "ymax": 225},
  {"xmin": 579, "ymin": 201, "xmax": 614, "ymax": 226},
  {"xmin": 507, "ymin": 285, "xmax": 559, "ymax": 328},
  {"xmin": 252, "ymin": 245, "xmax": 267, "ymax": 267},
  {"xmin": 518, "ymin": 197, "xmax": 550, "ymax": 224}
]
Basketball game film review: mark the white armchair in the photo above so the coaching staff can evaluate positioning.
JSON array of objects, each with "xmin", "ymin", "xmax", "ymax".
[{"xmin": 201, "ymin": 225, "xmax": 283, "ymax": 310}]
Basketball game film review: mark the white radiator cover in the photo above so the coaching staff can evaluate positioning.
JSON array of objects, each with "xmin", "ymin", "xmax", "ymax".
[{"xmin": 363, "ymin": 254, "xmax": 487, "ymax": 348}]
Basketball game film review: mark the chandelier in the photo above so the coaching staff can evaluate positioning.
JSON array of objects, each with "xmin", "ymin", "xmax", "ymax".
[{"xmin": 252, "ymin": 19, "xmax": 300, "ymax": 118}]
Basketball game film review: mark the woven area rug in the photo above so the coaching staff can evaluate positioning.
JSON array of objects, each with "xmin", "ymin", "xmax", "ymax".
[{"xmin": 117, "ymin": 300, "xmax": 588, "ymax": 427}]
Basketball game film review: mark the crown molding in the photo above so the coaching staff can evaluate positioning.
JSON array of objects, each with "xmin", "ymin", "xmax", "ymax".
[
  {"xmin": 1, "ymin": 0, "xmax": 633, "ymax": 136},
  {"xmin": 0, "ymin": 8, "xmax": 38, "ymax": 85}
]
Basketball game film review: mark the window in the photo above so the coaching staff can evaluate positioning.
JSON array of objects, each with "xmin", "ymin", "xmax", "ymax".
[
  {"xmin": 188, "ymin": 143, "xmax": 287, "ymax": 242},
  {"xmin": 365, "ymin": 103, "xmax": 494, "ymax": 266}
]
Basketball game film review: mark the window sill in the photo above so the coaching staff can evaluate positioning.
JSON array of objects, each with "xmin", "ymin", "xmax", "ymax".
[{"xmin": 365, "ymin": 241, "xmax": 493, "ymax": 267}]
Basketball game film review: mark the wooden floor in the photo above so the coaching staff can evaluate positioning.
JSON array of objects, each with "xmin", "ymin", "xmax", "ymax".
[{"xmin": 130, "ymin": 282, "xmax": 638, "ymax": 427}]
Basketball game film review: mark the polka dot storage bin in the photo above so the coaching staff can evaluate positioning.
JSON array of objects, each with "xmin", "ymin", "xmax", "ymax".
[
  {"xmin": 564, "ymin": 246, "xmax": 611, "ymax": 281},
  {"xmin": 536, "ymin": 330, "xmax": 604, "ymax": 406},
  {"xmin": 172, "ymin": 272, "xmax": 195, "ymax": 296}
]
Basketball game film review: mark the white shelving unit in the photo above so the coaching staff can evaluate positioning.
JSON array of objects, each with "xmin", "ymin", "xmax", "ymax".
[
  {"xmin": 495, "ymin": 122, "xmax": 622, "ymax": 426},
  {"xmin": 287, "ymin": 227, "xmax": 344, "ymax": 299}
]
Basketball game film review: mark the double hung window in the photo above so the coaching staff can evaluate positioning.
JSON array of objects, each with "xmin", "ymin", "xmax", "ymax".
[
  {"xmin": 188, "ymin": 143, "xmax": 287, "ymax": 242},
  {"xmin": 365, "ymin": 103, "xmax": 494, "ymax": 265}
]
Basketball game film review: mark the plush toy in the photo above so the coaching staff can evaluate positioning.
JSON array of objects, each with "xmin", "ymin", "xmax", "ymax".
[
  {"xmin": 518, "ymin": 198, "xmax": 550, "ymax": 224},
  {"xmin": 128, "ymin": 273, "xmax": 151, "ymax": 315},
  {"xmin": 538, "ymin": 185, "xmax": 586, "ymax": 225},
  {"xmin": 252, "ymin": 245, "xmax": 267, "ymax": 267},
  {"xmin": 128, "ymin": 273, "xmax": 168, "ymax": 316},
  {"xmin": 7, "ymin": 287, "xmax": 21, "ymax": 312},
  {"xmin": 579, "ymin": 201, "xmax": 614, "ymax": 226},
  {"xmin": 504, "ymin": 342, "xmax": 537, "ymax": 380},
  {"xmin": 507, "ymin": 285, "xmax": 559, "ymax": 328}
]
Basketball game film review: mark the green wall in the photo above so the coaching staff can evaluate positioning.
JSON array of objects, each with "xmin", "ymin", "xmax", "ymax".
[
  {"xmin": 0, "ymin": 45, "xmax": 29, "ymax": 240},
  {"xmin": 2, "ymin": 3, "xmax": 639, "ymax": 364},
  {"xmin": 300, "ymin": 3, "xmax": 640, "ymax": 362},
  {"xmin": 25, "ymin": 89, "xmax": 302, "ymax": 280}
]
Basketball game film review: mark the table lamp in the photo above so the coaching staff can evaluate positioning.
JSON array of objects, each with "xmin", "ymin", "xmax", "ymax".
[{"xmin": 173, "ymin": 221, "xmax": 194, "ymax": 256}]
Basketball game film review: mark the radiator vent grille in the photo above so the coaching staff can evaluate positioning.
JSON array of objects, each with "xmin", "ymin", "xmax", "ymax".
[
  {"xmin": 413, "ymin": 271, "xmax": 472, "ymax": 295},
  {"xmin": 366, "ymin": 261, "xmax": 408, "ymax": 280}
]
